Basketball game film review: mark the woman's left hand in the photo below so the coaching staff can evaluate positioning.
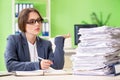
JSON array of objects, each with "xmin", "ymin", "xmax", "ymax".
[{"xmin": 62, "ymin": 33, "xmax": 71, "ymax": 39}]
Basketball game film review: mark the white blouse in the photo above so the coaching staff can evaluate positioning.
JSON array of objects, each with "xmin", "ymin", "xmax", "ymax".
[{"xmin": 27, "ymin": 41, "xmax": 39, "ymax": 62}]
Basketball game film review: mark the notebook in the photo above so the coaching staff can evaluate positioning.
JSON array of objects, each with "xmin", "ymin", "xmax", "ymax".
[
  {"xmin": 15, "ymin": 69, "xmax": 71, "ymax": 76},
  {"xmin": 15, "ymin": 70, "xmax": 43, "ymax": 76}
]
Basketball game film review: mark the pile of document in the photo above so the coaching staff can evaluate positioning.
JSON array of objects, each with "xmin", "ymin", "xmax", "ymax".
[{"xmin": 71, "ymin": 26, "xmax": 120, "ymax": 75}]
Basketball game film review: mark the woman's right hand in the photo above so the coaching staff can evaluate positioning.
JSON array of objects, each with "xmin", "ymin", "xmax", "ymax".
[{"xmin": 40, "ymin": 59, "xmax": 53, "ymax": 70}]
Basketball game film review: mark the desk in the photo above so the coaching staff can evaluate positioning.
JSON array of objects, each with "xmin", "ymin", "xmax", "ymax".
[
  {"xmin": 1, "ymin": 49, "xmax": 118, "ymax": 80},
  {"xmin": 0, "ymin": 75, "xmax": 118, "ymax": 80}
]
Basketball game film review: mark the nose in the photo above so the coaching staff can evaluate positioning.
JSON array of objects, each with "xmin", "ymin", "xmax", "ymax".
[{"xmin": 35, "ymin": 21, "xmax": 40, "ymax": 25}]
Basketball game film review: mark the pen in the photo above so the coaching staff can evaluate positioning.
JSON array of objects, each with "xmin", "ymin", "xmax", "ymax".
[
  {"xmin": 37, "ymin": 57, "xmax": 44, "ymax": 60},
  {"xmin": 37, "ymin": 56, "xmax": 54, "ymax": 70}
]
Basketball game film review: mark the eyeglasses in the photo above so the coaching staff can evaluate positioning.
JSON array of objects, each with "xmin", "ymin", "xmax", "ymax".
[{"xmin": 26, "ymin": 18, "xmax": 43, "ymax": 25}]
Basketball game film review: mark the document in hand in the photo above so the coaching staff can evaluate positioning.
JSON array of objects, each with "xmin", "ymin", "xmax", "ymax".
[{"xmin": 15, "ymin": 70, "xmax": 71, "ymax": 76}]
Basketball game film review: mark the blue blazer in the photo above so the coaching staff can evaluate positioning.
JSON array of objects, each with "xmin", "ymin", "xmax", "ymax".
[{"xmin": 4, "ymin": 33, "xmax": 65, "ymax": 72}]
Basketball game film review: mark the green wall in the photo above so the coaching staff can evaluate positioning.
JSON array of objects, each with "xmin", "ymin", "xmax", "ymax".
[
  {"xmin": 1, "ymin": 0, "xmax": 120, "ymax": 71},
  {"xmin": 0, "ymin": 0, "xmax": 12, "ymax": 71},
  {"xmin": 51, "ymin": 0, "xmax": 120, "ymax": 47}
]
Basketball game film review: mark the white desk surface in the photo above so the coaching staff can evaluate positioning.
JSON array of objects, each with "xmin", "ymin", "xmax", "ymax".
[
  {"xmin": 0, "ymin": 75, "xmax": 119, "ymax": 80},
  {"xmin": 0, "ymin": 47, "xmax": 118, "ymax": 80},
  {"xmin": 0, "ymin": 48, "xmax": 118, "ymax": 80}
]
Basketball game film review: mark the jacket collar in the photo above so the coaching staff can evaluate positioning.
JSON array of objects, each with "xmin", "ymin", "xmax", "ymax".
[
  {"xmin": 20, "ymin": 33, "xmax": 45, "ymax": 60},
  {"xmin": 20, "ymin": 33, "xmax": 30, "ymax": 61},
  {"xmin": 21, "ymin": 33, "xmax": 43, "ymax": 46},
  {"xmin": 36, "ymin": 36, "xmax": 45, "ymax": 59}
]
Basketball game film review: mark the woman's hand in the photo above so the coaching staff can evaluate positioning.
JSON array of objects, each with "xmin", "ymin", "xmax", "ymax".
[
  {"xmin": 62, "ymin": 33, "xmax": 71, "ymax": 39},
  {"xmin": 40, "ymin": 59, "xmax": 53, "ymax": 70},
  {"xmin": 56, "ymin": 33, "xmax": 71, "ymax": 39}
]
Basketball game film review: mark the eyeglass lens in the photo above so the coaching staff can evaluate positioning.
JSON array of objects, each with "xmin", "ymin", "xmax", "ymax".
[{"xmin": 26, "ymin": 18, "xmax": 42, "ymax": 24}]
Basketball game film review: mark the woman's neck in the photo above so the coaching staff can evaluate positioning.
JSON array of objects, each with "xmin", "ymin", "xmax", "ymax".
[{"xmin": 25, "ymin": 33, "xmax": 36, "ymax": 44}]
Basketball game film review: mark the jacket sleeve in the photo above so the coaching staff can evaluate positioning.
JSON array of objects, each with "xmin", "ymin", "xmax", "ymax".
[
  {"xmin": 4, "ymin": 35, "xmax": 40, "ymax": 72},
  {"xmin": 48, "ymin": 36, "xmax": 65, "ymax": 69}
]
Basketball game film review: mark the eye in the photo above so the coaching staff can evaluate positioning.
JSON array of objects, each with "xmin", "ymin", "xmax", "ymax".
[
  {"xmin": 26, "ymin": 18, "xmax": 43, "ymax": 24},
  {"xmin": 26, "ymin": 19, "xmax": 36, "ymax": 24},
  {"xmin": 29, "ymin": 20, "xmax": 36, "ymax": 24}
]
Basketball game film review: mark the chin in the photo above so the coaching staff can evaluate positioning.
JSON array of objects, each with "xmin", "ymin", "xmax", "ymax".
[{"xmin": 35, "ymin": 32, "xmax": 40, "ymax": 35}]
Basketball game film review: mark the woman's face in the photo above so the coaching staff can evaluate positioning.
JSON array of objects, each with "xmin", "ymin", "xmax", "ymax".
[{"xmin": 25, "ymin": 12, "xmax": 42, "ymax": 36}]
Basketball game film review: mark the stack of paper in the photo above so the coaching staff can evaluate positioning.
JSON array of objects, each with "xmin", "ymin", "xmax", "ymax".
[{"xmin": 71, "ymin": 26, "xmax": 120, "ymax": 75}]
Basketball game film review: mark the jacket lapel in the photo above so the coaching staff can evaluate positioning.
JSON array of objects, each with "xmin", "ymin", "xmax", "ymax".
[
  {"xmin": 36, "ymin": 37, "xmax": 45, "ymax": 59},
  {"xmin": 21, "ymin": 33, "xmax": 30, "ymax": 61}
]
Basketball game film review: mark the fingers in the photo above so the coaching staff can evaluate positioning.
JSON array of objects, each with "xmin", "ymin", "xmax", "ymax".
[
  {"xmin": 56, "ymin": 33, "xmax": 71, "ymax": 39},
  {"xmin": 63, "ymin": 33, "xmax": 71, "ymax": 39},
  {"xmin": 40, "ymin": 59, "xmax": 53, "ymax": 70},
  {"xmin": 44, "ymin": 60, "xmax": 53, "ymax": 64}
]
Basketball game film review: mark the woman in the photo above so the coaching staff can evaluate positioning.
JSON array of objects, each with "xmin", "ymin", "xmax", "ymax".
[{"xmin": 4, "ymin": 8, "xmax": 70, "ymax": 72}]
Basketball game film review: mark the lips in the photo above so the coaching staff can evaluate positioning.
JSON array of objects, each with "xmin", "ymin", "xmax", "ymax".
[{"xmin": 35, "ymin": 28, "xmax": 40, "ymax": 31}]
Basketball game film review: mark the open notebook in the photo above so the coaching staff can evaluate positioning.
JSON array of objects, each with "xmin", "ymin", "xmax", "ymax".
[{"xmin": 15, "ymin": 69, "xmax": 72, "ymax": 76}]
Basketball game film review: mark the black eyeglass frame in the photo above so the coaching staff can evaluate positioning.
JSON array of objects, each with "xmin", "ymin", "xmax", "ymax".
[{"xmin": 26, "ymin": 18, "xmax": 44, "ymax": 25}]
